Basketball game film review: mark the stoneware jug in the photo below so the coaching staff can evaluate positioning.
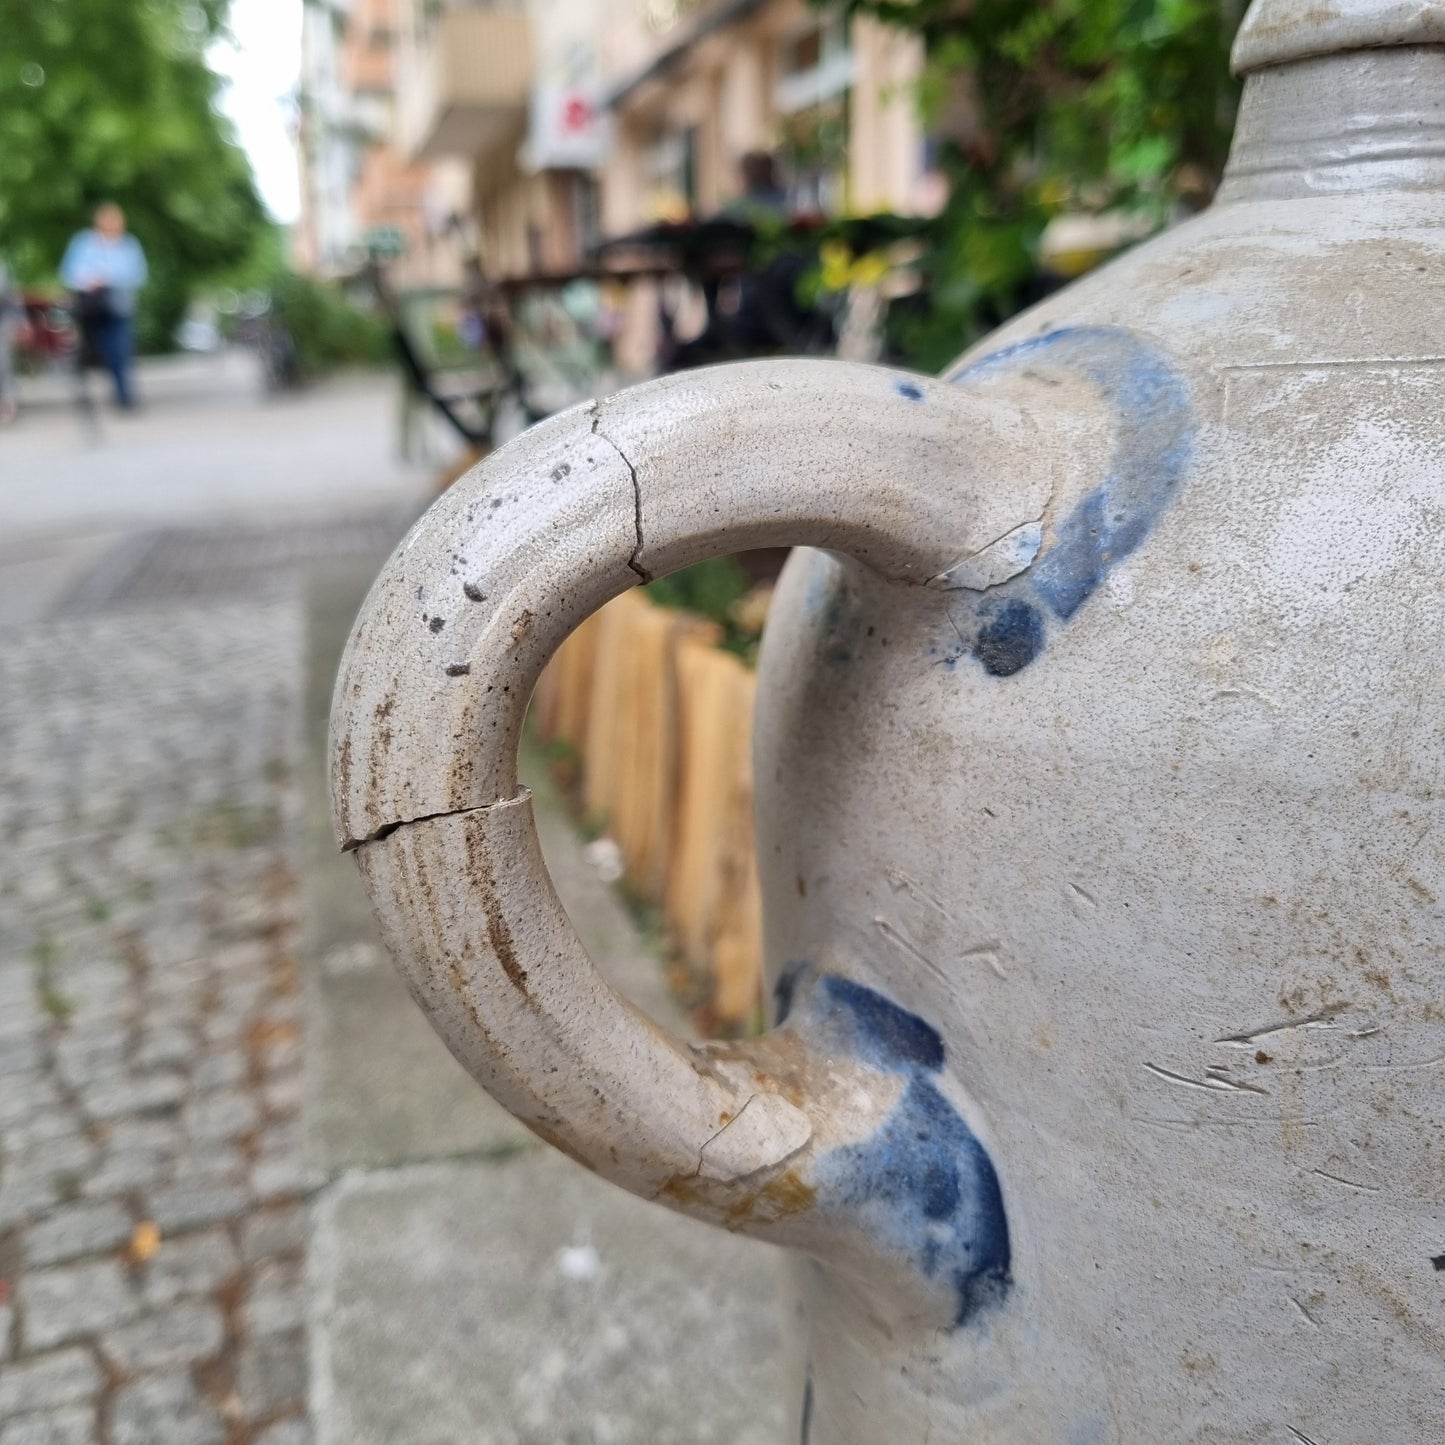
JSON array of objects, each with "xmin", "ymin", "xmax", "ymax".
[{"xmin": 332, "ymin": 2, "xmax": 1445, "ymax": 1437}]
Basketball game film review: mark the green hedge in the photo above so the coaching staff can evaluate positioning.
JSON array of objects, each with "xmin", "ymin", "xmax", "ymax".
[{"xmin": 266, "ymin": 271, "xmax": 391, "ymax": 375}]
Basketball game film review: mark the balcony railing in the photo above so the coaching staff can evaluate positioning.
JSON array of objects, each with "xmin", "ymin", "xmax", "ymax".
[{"xmin": 397, "ymin": 2, "xmax": 531, "ymax": 162}]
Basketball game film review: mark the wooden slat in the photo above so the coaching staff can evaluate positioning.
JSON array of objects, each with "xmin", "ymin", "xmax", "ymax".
[{"xmin": 534, "ymin": 591, "xmax": 761, "ymax": 1025}]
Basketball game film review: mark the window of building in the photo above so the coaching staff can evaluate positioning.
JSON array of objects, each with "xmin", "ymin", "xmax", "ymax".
[
  {"xmin": 645, "ymin": 126, "xmax": 698, "ymax": 219},
  {"xmin": 571, "ymin": 172, "xmax": 601, "ymax": 254},
  {"xmin": 775, "ymin": 14, "xmax": 852, "ymax": 215},
  {"xmin": 776, "ymin": 13, "xmax": 852, "ymax": 114}
]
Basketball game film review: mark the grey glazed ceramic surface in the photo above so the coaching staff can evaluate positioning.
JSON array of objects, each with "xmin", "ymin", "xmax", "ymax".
[{"xmin": 332, "ymin": 3, "xmax": 1445, "ymax": 1438}]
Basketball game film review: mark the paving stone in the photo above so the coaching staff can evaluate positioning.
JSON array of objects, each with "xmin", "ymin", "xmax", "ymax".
[
  {"xmin": 174, "ymin": 1121, "xmax": 248, "ymax": 1167},
  {"xmin": 255, "ymin": 1120, "xmax": 305, "ymax": 1159},
  {"xmin": 217, "ymin": 975, "xmax": 270, "ymax": 1014},
  {"xmin": 237, "ymin": 1329, "xmax": 307, "ymax": 1419},
  {"xmin": 187, "ymin": 1091, "xmax": 259, "ymax": 1141},
  {"xmin": 2, "ymin": 599, "xmax": 310, "ymax": 1441},
  {"xmin": 242, "ymin": 1280, "xmax": 306, "ymax": 1338},
  {"xmin": 59, "ymin": 964, "xmax": 131, "ymax": 1021},
  {"xmin": 260, "ymin": 1037, "xmax": 302, "ymax": 1076},
  {"xmin": 0, "ymin": 1406, "xmax": 97, "ymax": 1445},
  {"xmin": 211, "ymin": 940, "xmax": 269, "ymax": 974},
  {"xmin": 220, "ymin": 896, "xmax": 285, "ymax": 938},
  {"xmin": 0, "ymin": 1348, "xmax": 102, "ymax": 1417},
  {"xmin": 24, "ymin": 1202, "xmax": 133, "ymax": 1268},
  {"xmin": 146, "ymin": 1185, "xmax": 249, "ymax": 1232},
  {"xmin": 110, "ymin": 1373, "xmax": 225, "ymax": 1445},
  {"xmin": 239, "ymin": 1205, "xmax": 307, "ymax": 1265},
  {"xmin": 101, "ymin": 1301, "xmax": 226, "ymax": 1372},
  {"xmin": 80, "ymin": 1148, "xmax": 173, "ymax": 1199},
  {"xmin": 0, "ymin": 1076, "xmax": 63, "ymax": 1130},
  {"xmin": 192, "ymin": 1049, "xmax": 248, "ymax": 1092},
  {"xmin": 141, "ymin": 981, "xmax": 207, "ymax": 1020},
  {"xmin": 257, "ymin": 996, "xmax": 303, "ymax": 1030},
  {"xmin": 250, "ymin": 1157, "xmax": 323, "ymax": 1203},
  {"xmin": 53, "ymin": 1030, "xmax": 131, "ymax": 1086},
  {"xmin": 80, "ymin": 1072, "xmax": 185, "ymax": 1122},
  {"xmin": 103, "ymin": 1119, "xmax": 184, "ymax": 1159},
  {"xmin": 142, "ymin": 936, "xmax": 208, "ymax": 973},
  {"xmin": 261, "ymin": 1075, "xmax": 303, "ymax": 1119},
  {"xmin": 1, "ymin": 1114, "xmax": 90, "ymax": 1157},
  {"xmin": 0, "ymin": 1175, "xmax": 60, "ymax": 1234},
  {"xmin": 254, "ymin": 1420, "xmax": 311, "ymax": 1445},
  {"xmin": 200, "ymin": 1011, "xmax": 248, "ymax": 1048},
  {"xmin": 136, "ymin": 1001, "xmax": 199, "ymax": 1036},
  {"xmin": 0, "ymin": 1035, "xmax": 44, "ymax": 1077},
  {"xmin": 141, "ymin": 1230, "xmax": 240, "ymax": 1308},
  {"xmin": 0, "ymin": 998, "xmax": 46, "ymax": 1044},
  {"xmin": 22, "ymin": 1259, "xmax": 141, "ymax": 1351},
  {"xmin": 8, "ymin": 1134, "xmax": 97, "ymax": 1185},
  {"xmin": 133, "ymin": 1027, "xmax": 196, "ymax": 1070},
  {"xmin": 0, "ymin": 1144, "xmax": 97, "ymax": 1216}
]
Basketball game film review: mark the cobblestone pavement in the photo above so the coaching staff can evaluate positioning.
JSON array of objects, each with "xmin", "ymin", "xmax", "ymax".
[{"xmin": 0, "ymin": 597, "xmax": 313, "ymax": 1445}]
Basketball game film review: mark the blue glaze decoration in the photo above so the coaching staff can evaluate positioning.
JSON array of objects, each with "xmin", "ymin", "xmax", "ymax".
[
  {"xmin": 973, "ymin": 597, "xmax": 1045, "ymax": 678},
  {"xmin": 945, "ymin": 325, "xmax": 1194, "ymax": 676},
  {"xmin": 897, "ymin": 380, "xmax": 925, "ymax": 401},
  {"xmin": 791, "ymin": 972, "xmax": 1011, "ymax": 1327},
  {"xmin": 773, "ymin": 960, "xmax": 810, "ymax": 1024},
  {"xmin": 819, "ymin": 974, "xmax": 945, "ymax": 1071}
]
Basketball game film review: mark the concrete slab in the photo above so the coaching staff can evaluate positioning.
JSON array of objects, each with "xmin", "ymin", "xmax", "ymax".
[
  {"xmin": 311, "ymin": 1152, "xmax": 802, "ymax": 1445},
  {"xmin": 301, "ymin": 548, "xmax": 697, "ymax": 1172},
  {"xmin": 0, "ymin": 529, "xmax": 129, "ymax": 624},
  {"xmin": 0, "ymin": 357, "xmax": 442, "ymax": 544},
  {"xmin": 303, "ymin": 550, "xmax": 528, "ymax": 1170},
  {"xmin": 301, "ymin": 552, "xmax": 799, "ymax": 1444}
]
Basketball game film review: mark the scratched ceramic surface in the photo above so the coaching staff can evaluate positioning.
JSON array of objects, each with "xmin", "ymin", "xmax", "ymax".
[
  {"xmin": 756, "ymin": 39, "xmax": 1445, "ymax": 1445},
  {"xmin": 334, "ymin": 5, "xmax": 1445, "ymax": 1441}
]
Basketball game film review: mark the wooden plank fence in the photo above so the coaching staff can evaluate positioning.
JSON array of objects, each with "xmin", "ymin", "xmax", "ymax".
[{"xmin": 530, "ymin": 590, "xmax": 764, "ymax": 1026}]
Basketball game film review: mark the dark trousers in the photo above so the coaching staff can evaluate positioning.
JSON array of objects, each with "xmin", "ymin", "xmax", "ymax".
[{"xmin": 83, "ymin": 315, "xmax": 136, "ymax": 408}]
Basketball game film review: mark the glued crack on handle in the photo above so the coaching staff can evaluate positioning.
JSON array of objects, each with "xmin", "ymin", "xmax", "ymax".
[{"xmin": 329, "ymin": 357, "xmax": 1089, "ymax": 1240}]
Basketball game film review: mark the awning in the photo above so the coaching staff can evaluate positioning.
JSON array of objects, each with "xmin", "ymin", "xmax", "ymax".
[{"xmin": 603, "ymin": 0, "xmax": 770, "ymax": 110}]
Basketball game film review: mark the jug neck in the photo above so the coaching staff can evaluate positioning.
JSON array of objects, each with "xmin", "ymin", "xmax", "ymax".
[
  {"xmin": 1217, "ymin": 45, "xmax": 1445, "ymax": 202},
  {"xmin": 1233, "ymin": 0, "xmax": 1445, "ymax": 71}
]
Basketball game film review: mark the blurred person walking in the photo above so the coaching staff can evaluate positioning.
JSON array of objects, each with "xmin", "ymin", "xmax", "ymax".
[
  {"xmin": 61, "ymin": 203, "xmax": 147, "ymax": 410},
  {"xmin": 0, "ymin": 256, "xmax": 17, "ymax": 425}
]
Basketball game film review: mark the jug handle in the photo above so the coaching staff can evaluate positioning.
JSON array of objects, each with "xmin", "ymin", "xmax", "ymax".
[{"xmin": 330, "ymin": 358, "xmax": 1072, "ymax": 1240}]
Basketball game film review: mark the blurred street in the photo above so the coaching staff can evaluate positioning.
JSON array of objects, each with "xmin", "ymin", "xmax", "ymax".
[
  {"xmin": 0, "ymin": 361, "xmax": 794, "ymax": 1444},
  {"xmin": 0, "ymin": 354, "xmax": 433, "ymax": 623}
]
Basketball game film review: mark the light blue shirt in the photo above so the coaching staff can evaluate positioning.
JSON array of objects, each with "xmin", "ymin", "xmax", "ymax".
[{"xmin": 60, "ymin": 230, "xmax": 148, "ymax": 315}]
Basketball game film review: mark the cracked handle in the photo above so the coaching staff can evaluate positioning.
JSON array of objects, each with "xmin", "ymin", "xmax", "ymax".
[{"xmin": 330, "ymin": 359, "xmax": 1075, "ymax": 1243}]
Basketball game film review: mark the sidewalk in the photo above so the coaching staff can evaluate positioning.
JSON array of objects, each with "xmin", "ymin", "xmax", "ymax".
[
  {"xmin": 0, "ymin": 352, "xmax": 445, "ymax": 624},
  {"xmin": 302, "ymin": 552, "xmax": 796, "ymax": 1445},
  {"xmin": 0, "ymin": 370, "xmax": 795, "ymax": 1444},
  {"xmin": 0, "ymin": 596, "xmax": 313, "ymax": 1445}
]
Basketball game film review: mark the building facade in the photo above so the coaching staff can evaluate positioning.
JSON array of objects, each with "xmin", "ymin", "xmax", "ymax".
[
  {"xmin": 299, "ymin": 0, "xmax": 933, "ymax": 296},
  {"xmin": 599, "ymin": 0, "xmax": 926, "ymax": 234},
  {"xmin": 295, "ymin": 0, "xmax": 358, "ymax": 276},
  {"xmin": 296, "ymin": 0, "xmax": 472, "ymax": 285}
]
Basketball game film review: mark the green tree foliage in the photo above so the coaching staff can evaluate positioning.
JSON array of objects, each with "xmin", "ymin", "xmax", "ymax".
[
  {"xmin": 0, "ymin": 0, "xmax": 270, "ymax": 351},
  {"xmin": 838, "ymin": 0, "xmax": 1244, "ymax": 370}
]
